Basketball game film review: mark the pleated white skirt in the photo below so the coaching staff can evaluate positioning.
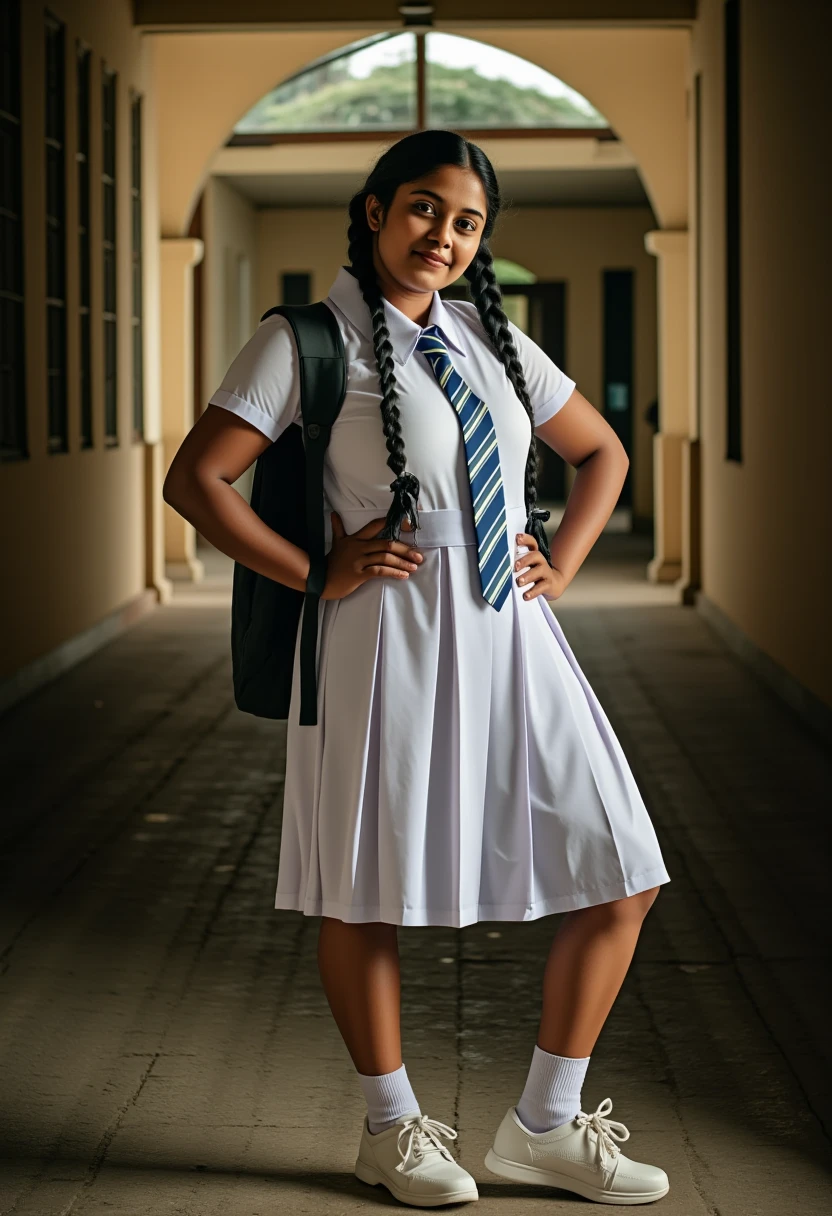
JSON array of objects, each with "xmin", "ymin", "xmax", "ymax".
[{"xmin": 275, "ymin": 503, "xmax": 670, "ymax": 927}]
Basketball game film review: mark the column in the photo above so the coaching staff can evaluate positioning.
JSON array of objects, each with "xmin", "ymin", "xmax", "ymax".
[
  {"xmin": 644, "ymin": 229, "xmax": 690, "ymax": 585},
  {"xmin": 160, "ymin": 236, "xmax": 204, "ymax": 582}
]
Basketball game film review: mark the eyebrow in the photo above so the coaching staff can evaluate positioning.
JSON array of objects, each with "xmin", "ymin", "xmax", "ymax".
[{"xmin": 409, "ymin": 188, "xmax": 485, "ymax": 222}]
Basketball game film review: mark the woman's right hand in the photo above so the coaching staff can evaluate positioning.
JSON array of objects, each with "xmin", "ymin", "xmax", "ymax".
[{"xmin": 321, "ymin": 512, "xmax": 424, "ymax": 601}]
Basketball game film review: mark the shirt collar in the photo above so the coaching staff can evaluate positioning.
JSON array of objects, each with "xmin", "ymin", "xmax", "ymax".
[{"xmin": 327, "ymin": 265, "xmax": 468, "ymax": 365}]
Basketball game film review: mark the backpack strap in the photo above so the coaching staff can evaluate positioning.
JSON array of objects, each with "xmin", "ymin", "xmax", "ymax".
[{"xmin": 264, "ymin": 302, "xmax": 346, "ymax": 726}]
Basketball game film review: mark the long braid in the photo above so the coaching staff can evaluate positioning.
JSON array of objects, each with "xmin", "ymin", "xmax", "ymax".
[
  {"xmin": 347, "ymin": 196, "xmax": 420, "ymax": 542},
  {"xmin": 465, "ymin": 243, "xmax": 552, "ymax": 564}
]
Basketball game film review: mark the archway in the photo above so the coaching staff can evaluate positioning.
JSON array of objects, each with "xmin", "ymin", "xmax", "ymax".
[{"xmin": 153, "ymin": 23, "xmax": 689, "ymax": 588}]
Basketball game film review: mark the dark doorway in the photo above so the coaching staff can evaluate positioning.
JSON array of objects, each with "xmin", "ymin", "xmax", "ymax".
[{"xmin": 602, "ymin": 268, "xmax": 634, "ymax": 508}]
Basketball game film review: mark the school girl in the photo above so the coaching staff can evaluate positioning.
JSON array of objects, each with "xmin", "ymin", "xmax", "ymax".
[{"xmin": 164, "ymin": 129, "xmax": 671, "ymax": 1208}]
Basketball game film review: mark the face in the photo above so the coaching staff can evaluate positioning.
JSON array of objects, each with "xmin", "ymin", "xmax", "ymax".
[{"xmin": 365, "ymin": 164, "xmax": 488, "ymax": 296}]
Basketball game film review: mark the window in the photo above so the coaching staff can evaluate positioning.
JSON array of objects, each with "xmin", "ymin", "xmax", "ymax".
[
  {"xmin": 0, "ymin": 0, "xmax": 26, "ymax": 461},
  {"xmin": 232, "ymin": 32, "xmax": 609, "ymax": 141},
  {"xmin": 725, "ymin": 0, "xmax": 741, "ymax": 462},
  {"xmin": 77, "ymin": 44, "xmax": 92, "ymax": 448},
  {"xmin": 102, "ymin": 66, "xmax": 117, "ymax": 446},
  {"xmin": 131, "ymin": 93, "xmax": 143, "ymax": 439},
  {"xmin": 425, "ymin": 34, "xmax": 607, "ymax": 131},
  {"xmin": 236, "ymin": 34, "xmax": 416, "ymax": 135},
  {"xmin": 46, "ymin": 12, "xmax": 67, "ymax": 454}
]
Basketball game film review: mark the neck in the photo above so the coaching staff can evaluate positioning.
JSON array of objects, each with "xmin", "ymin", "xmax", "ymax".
[{"xmin": 371, "ymin": 250, "xmax": 434, "ymax": 327}]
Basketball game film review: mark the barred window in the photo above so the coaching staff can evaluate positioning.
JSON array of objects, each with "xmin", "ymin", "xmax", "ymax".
[
  {"xmin": 46, "ymin": 12, "xmax": 67, "ymax": 454},
  {"xmin": 131, "ymin": 93, "xmax": 143, "ymax": 439},
  {"xmin": 102, "ymin": 66, "xmax": 118, "ymax": 446},
  {"xmin": 77, "ymin": 44, "xmax": 92, "ymax": 448},
  {"xmin": 0, "ymin": 0, "xmax": 26, "ymax": 461}
]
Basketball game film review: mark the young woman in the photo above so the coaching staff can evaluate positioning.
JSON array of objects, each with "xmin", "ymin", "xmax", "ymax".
[{"xmin": 164, "ymin": 129, "xmax": 671, "ymax": 1208}]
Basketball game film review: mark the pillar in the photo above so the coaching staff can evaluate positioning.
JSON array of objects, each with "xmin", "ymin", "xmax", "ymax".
[
  {"xmin": 644, "ymin": 229, "xmax": 690, "ymax": 585},
  {"xmin": 160, "ymin": 236, "xmax": 204, "ymax": 582}
]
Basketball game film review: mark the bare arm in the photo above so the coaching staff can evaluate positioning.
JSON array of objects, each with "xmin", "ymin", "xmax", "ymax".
[
  {"xmin": 162, "ymin": 404, "xmax": 312, "ymax": 593},
  {"xmin": 533, "ymin": 387, "xmax": 630, "ymax": 585}
]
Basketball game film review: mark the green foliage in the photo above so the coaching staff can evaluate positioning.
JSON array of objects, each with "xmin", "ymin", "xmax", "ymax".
[
  {"xmin": 492, "ymin": 259, "xmax": 537, "ymax": 284},
  {"xmin": 237, "ymin": 58, "xmax": 606, "ymax": 134},
  {"xmin": 428, "ymin": 62, "xmax": 604, "ymax": 129}
]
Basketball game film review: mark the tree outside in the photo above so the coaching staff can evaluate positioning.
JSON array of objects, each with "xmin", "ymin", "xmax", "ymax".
[{"xmin": 236, "ymin": 55, "xmax": 606, "ymax": 134}]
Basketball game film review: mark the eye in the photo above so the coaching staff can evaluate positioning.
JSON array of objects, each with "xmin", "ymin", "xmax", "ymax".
[
  {"xmin": 456, "ymin": 219, "xmax": 477, "ymax": 233},
  {"xmin": 414, "ymin": 200, "xmax": 435, "ymax": 214}
]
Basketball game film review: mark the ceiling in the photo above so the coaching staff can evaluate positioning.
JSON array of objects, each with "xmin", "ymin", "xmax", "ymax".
[{"xmin": 219, "ymin": 165, "xmax": 648, "ymax": 208}]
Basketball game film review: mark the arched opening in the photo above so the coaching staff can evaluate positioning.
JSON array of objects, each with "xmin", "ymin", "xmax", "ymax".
[
  {"xmin": 151, "ymin": 22, "xmax": 688, "ymax": 604},
  {"xmin": 231, "ymin": 32, "xmax": 610, "ymax": 140},
  {"xmin": 198, "ymin": 37, "xmax": 651, "ymax": 522}
]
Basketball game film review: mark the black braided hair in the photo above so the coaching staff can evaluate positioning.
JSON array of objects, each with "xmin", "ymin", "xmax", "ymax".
[
  {"xmin": 346, "ymin": 196, "xmax": 420, "ymax": 541},
  {"xmin": 346, "ymin": 129, "xmax": 552, "ymax": 562},
  {"xmin": 464, "ymin": 242, "xmax": 551, "ymax": 562}
]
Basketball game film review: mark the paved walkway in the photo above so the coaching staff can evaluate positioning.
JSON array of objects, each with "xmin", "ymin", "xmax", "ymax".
[{"xmin": 1, "ymin": 536, "xmax": 830, "ymax": 1214}]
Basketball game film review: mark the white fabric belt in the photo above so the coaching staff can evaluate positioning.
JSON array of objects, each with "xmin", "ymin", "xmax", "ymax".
[{"xmin": 334, "ymin": 504, "xmax": 529, "ymax": 549}]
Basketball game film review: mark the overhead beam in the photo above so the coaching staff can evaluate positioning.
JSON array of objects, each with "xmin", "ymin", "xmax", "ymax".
[{"xmin": 135, "ymin": 2, "xmax": 697, "ymax": 31}]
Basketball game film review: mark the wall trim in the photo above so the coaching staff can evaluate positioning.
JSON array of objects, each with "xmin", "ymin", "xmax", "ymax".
[
  {"xmin": 0, "ymin": 590, "xmax": 158, "ymax": 717},
  {"xmin": 695, "ymin": 591, "xmax": 832, "ymax": 746}
]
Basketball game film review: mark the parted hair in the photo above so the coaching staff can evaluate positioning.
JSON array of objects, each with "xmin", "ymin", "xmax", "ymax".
[{"xmin": 346, "ymin": 129, "xmax": 552, "ymax": 563}]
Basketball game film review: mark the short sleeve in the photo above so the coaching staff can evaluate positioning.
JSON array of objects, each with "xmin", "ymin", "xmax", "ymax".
[
  {"xmin": 507, "ymin": 320, "xmax": 576, "ymax": 427},
  {"xmin": 207, "ymin": 315, "xmax": 301, "ymax": 442}
]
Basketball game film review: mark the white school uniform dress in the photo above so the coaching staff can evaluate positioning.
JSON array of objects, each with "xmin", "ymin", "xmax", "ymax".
[{"xmin": 209, "ymin": 266, "xmax": 671, "ymax": 928}]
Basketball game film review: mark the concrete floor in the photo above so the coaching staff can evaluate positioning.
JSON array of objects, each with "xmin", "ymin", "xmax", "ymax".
[{"xmin": 1, "ymin": 533, "xmax": 830, "ymax": 1214}]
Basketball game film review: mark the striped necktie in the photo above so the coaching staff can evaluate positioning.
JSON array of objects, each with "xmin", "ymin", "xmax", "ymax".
[{"xmin": 416, "ymin": 325, "xmax": 513, "ymax": 611}]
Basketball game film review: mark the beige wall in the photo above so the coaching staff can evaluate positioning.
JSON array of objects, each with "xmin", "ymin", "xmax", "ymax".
[
  {"xmin": 253, "ymin": 204, "xmax": 657, "ymax": 521},
  {"xmin": 153, "ymin": 26, "xmax": 688, "ymax": 239},
  {"xmin": 692, "ymin": 0, "xmax": 832, "ymax": 706},
  {"xmin": 151, "ymin": 30, "xmax": 377, "ymax": 237},
  {"xmin": 201, "ymin": 177, "xmax": 258, "ymax": 402},
  {"xmin": 0, "ymin": 0, "xmax": 160, "ymax": 681},
  {"xmin": 468, "ymin": 28, "xmax": 688, "ymax": 230}
]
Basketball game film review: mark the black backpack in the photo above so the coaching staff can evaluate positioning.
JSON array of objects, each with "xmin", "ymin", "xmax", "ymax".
[{"xmin": 231, "ymin": 302, "xmax": 347, "ymax": 727}]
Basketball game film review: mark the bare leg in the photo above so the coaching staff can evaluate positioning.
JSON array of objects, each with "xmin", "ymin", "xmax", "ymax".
[
  {"xmin": 537, "ymin": 886, "xmax": 661, "ymax": 1057},
  {"xmin": 317, "ymin": 916, "xmax": 403, "ymax": 1075}
]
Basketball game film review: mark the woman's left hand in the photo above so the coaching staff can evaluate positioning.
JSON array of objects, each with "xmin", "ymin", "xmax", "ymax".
[{"xmin": 514, "ymin": 533, "xmax": 568, "ymax": 602}]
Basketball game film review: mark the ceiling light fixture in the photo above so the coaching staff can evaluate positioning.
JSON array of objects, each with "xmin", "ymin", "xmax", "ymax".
[{"xmin": 398, "ymin": 4, "xmax": 434, "ymax": 30}]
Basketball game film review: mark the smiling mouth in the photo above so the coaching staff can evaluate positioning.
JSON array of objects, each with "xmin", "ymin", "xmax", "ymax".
[{"xmin": 415, "ymin": 251, "xmax": 449, "ymax": 268}]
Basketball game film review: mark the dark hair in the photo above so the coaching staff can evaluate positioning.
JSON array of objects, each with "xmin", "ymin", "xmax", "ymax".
[{"xmin": 346, "ymin": 129, "xmax": 551, "ymax": 563}]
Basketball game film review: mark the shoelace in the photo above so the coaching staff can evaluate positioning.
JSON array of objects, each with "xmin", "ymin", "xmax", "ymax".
[
  {"xmin": 394, "ymin": 1114, "xmax": 458, "ymax": 1174},
  {"xmin": 576, "ymin": 1098, "xmax": 631, "ymax": 1170}
]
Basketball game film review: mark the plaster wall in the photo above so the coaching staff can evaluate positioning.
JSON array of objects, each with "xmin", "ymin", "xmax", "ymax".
[
  {"xmin": 201, "ymin": 177, "xmax": 259, "ymax": 404},
  {"xmin": 153, "ymin": 25, "xmax": 688, "ymax": 236},
  {"xmin": 0, "ymin": 0, "xmax": 160, "ymax": 681},
  {"xmin": 692, "ymin": 0, "xmax": 832, "ymax": 705}
]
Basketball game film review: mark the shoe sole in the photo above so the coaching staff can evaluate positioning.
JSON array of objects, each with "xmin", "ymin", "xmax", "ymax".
[
  {"xmin": 355, "ymin": 1158, "xmax": 479, "ymax": 1207},
  {"xmin": 484, "ymin": 1148, "xmax": 669, "ymax": 1206}
]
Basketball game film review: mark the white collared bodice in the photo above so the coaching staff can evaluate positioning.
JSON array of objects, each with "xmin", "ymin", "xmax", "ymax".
[{"xmin": 208, "ymin": 266, "xmax": 576, "ymax": 519}]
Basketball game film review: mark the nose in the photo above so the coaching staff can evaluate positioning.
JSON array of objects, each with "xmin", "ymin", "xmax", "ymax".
[{"xmin": 428, "ymin": 216, "xmax": 454, "ymax": 249}]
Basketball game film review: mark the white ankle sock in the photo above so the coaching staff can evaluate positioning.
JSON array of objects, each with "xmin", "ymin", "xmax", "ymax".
[
  {"xmin": 357, "ymin": 1063, "xmax": 421, "ymax": 1135},
  {"xmin": 515, "ymin": 1045, "xmax": 591, "ymax": 1134}
]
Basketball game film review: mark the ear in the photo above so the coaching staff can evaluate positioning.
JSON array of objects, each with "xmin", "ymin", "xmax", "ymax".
[{"xmin": 365, "ymin": 193, "xmax": 384, "ymax": 233}]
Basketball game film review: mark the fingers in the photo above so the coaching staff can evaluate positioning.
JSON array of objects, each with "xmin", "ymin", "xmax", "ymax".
[
  {"xmin": 515, "ymin": 531, "xmax": 538, "ymax": 551},
  {"xmin": 364, "ymin": 565, "xmax": 415, "ymax": 581},
  {"xmin": 361, "ymin": 548, "xmax": 422, "ymax": 575}
]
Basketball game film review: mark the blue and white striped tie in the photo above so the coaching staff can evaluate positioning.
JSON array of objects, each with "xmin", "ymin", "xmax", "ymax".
[{"xmin": 416, "ymin": 325, "xmax": 513, "ymax": 611}]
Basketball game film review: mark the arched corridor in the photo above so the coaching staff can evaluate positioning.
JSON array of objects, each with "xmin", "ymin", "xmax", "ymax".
[
  {"xmin": 1, "ymin": 1, "xmax": 830, "ymax": 1211},
  {"xmin": 1, "ymin": 545, "xmax": 829, "ymax": 1211}
]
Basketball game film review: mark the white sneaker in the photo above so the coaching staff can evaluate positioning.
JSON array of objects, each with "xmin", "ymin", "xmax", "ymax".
[
  {"xmin": 355, "ymin": 1110, "xmax": 479, "ymax": 1207},
  {"xmin": 485, "ymin": 1098, "xmax": 669, "ymax": 1205}
]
